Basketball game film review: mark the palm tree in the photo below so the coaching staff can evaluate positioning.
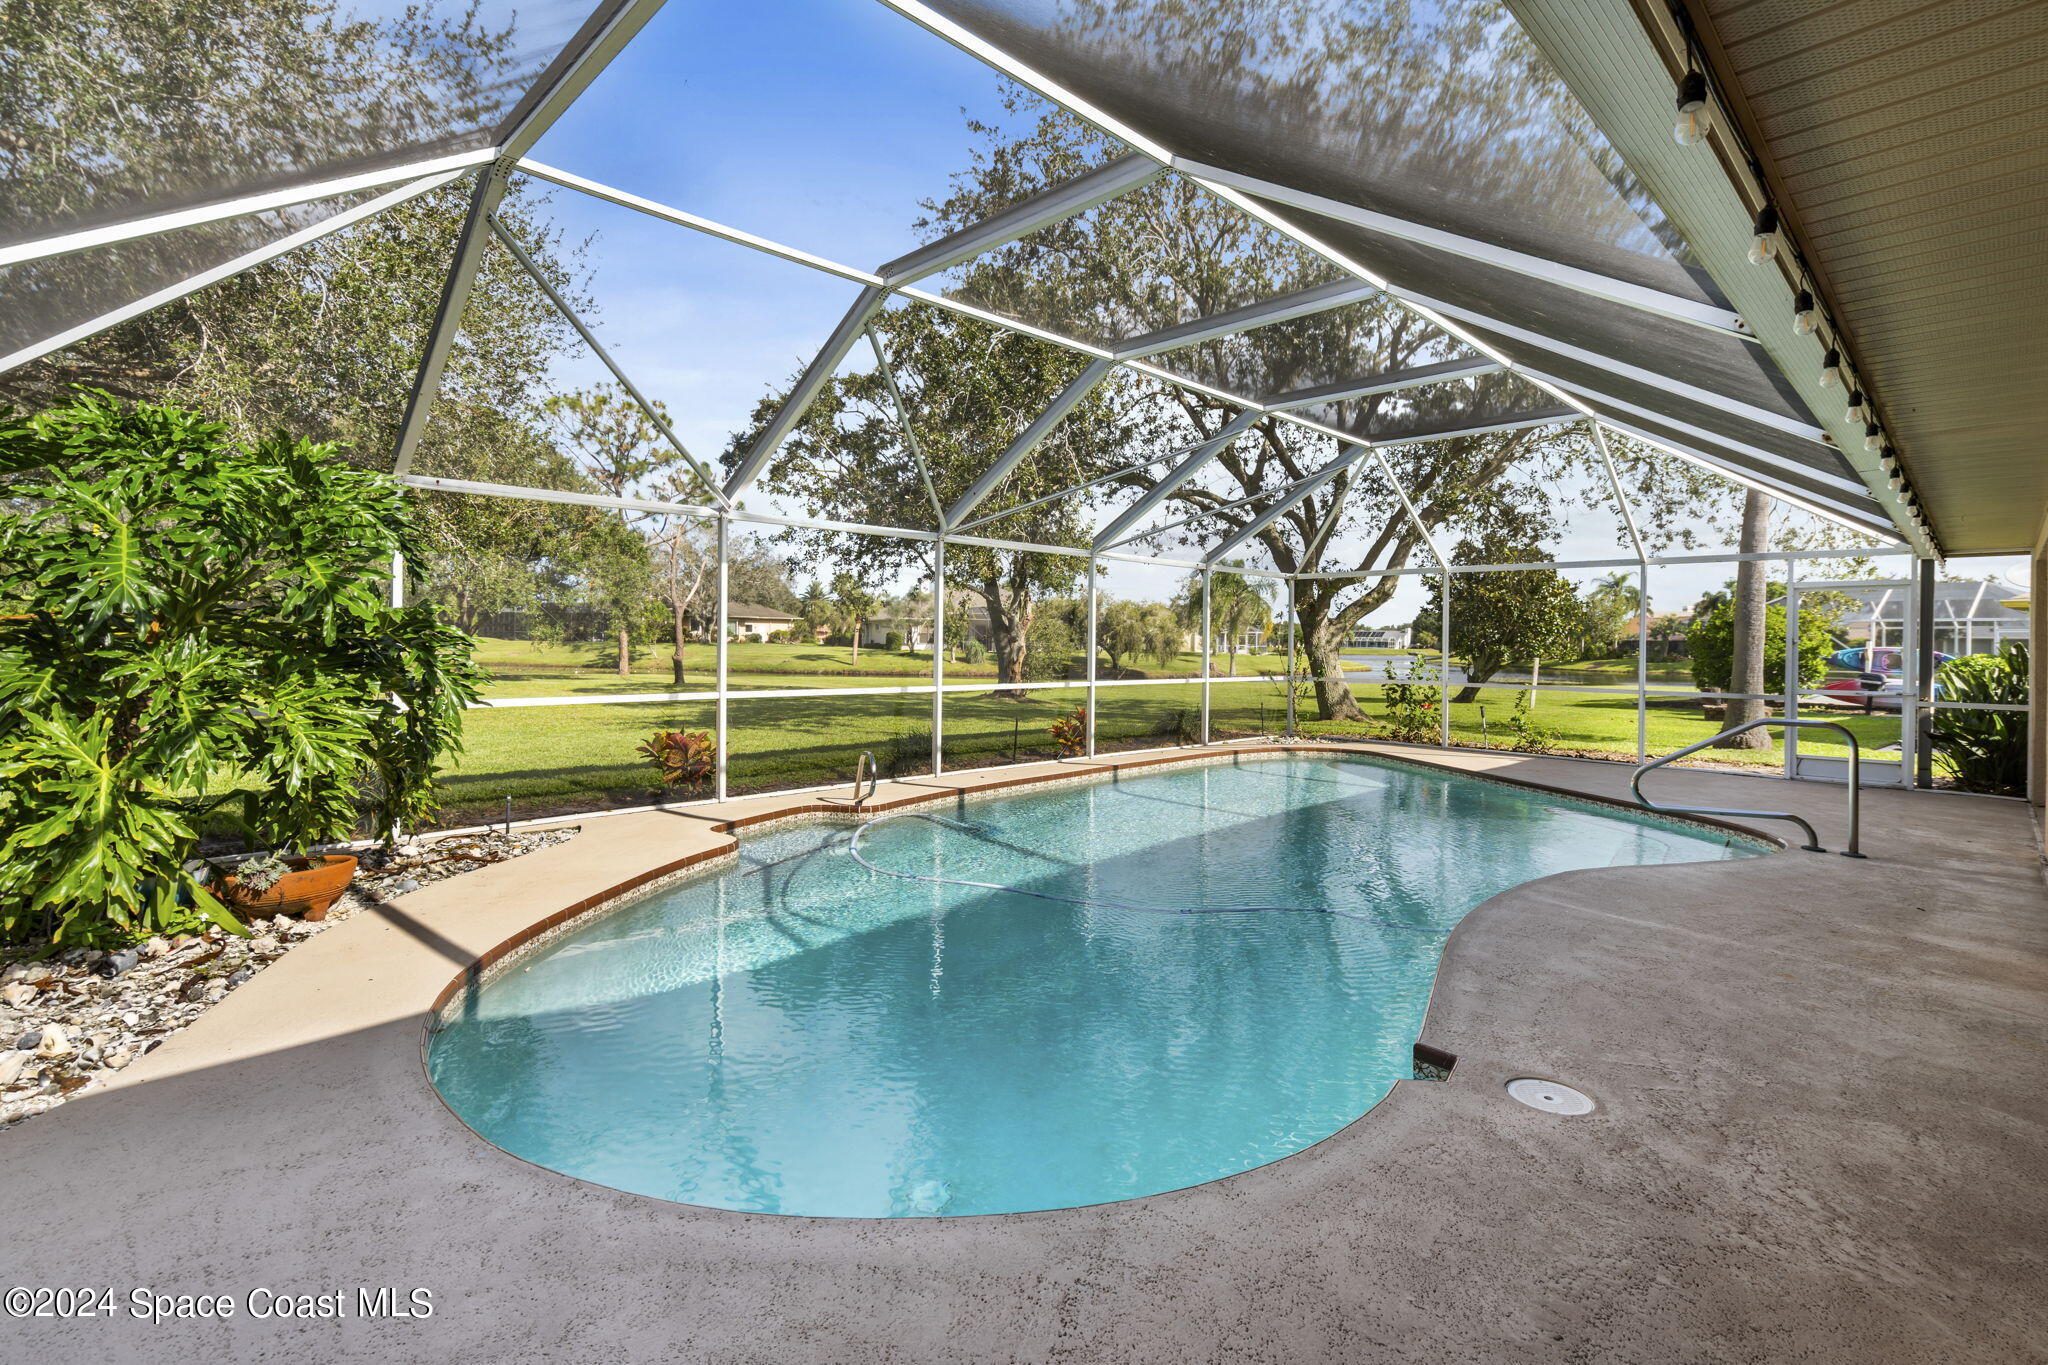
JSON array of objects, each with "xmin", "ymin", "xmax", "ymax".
[
  {"xmin": 830, "ymin": 572, "xmax": 880, "ymax": 664},
  {"xmin": 1182, "ymin": 566, "xmax": 1276, "ymax": 677}
]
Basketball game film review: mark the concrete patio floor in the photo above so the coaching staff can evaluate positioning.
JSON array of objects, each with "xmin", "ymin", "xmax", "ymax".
[{"xmin": 2, "ymin": 743, "xmax": 2043, "ymax": 1364}]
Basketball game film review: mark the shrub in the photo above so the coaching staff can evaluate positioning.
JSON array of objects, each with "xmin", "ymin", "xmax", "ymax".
[
  {"xmin": 1049, "ymin": 704, "xmax": 1088, "ymax": 757},
  {"xmin": 1380, "ymin": 660, "xmax": 1441, "ymax": 743},
  {"xmin": 885, "ymin": 726, "xmax": 934, "ymax": 777},
  {"xmin": 884, "ymin": 630, "xmax": 905, "ymax": 651},
  {"xmin": 638, "ymin": 729, "xmax": 718, "ymax": 787},
  {"xmin": 1150, "ymin": 707, "xmax": 1198, "ymax": 745},
  {"xmin": 0, "ymin": 394, "xmax": 482, "ymax": 947},
  {"xmin": 1931, "ymin": 643, "xmax": 2028, "ymax": 794},
  {"xmin": 1024, "ymin": 613, "xmax": 1079, "ymax": 682},
  {"xmin": 1687, "ymin": 602, "xmax": 1830, "ymax": 692},
  {"xmin": 958, "ymin": 635, "xmax": 989, "ymax": 664},
  {"xmin": 1507, "ymin": 694, "xmax": 1558, "ymax": 753}
]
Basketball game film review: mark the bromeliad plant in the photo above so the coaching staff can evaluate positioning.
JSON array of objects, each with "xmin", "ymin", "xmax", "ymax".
[{"xmin": 0, "ymin": 393, "xmax": 483, "ymax": 947}]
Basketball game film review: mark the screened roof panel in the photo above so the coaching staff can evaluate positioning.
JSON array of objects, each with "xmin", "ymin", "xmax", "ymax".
[
  {"xmin": 527, "ymin": 0, "xmax": 1132, "ymax": 270},
  {"xmin": 927, "ymin": 168, "xmax": 1343, "ymax": 359},
  {"xmin": 4, "ymin": 0, "xmax": 610, "ymax": 246},
  {"xmin": 1298, "ymin": 371, "xmax": 1575, "ymax": 445},
  {"xmin": 1141, "ymin": 291, "xmax": 1468, "ymax": 404},
  {"xmin": 2, "ymin": 188, "xmax": 388, "ymax": 361},
  {"xmin": 1264, "ymin": 206, "xmax": 1817, "ymax": 429},
  {"xmin": 917, "ymin": 0, "xmax": 1728, "ymax": 305},
  {"xmin": 1448, "ymin": 318, "xmax": 1867, "ymax": 493},
  {"xmin": 1573, "ymin": 399, "xmax": 1890, "ymax": 533}
]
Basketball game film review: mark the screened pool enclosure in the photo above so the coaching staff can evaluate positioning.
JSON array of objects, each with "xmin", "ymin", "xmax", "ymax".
[{"xmin": 5, "ymin": 0, "xmax": 2021, "ymax": 825}]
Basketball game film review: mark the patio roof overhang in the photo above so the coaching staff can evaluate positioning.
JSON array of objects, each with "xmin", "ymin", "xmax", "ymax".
[{"xmin": 1506, "ymin": 0, "xmax": 2048, "ymax": 557}]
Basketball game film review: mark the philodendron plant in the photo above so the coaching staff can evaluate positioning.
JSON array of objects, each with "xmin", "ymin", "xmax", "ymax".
[{"xmin": 0, "ymin": 392, "xmax": 482, "ymax": 947}]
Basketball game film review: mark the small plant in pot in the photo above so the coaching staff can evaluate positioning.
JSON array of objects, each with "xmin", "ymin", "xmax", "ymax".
[{"xmin": 213, "ymin": 851, "xmax": 359, "ymax": 923}]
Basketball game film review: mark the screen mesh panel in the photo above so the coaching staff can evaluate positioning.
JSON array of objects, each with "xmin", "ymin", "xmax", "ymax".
[
  {"xmin": 1295, "ymin": 370, "xmax": 1570, "ymax": 444},
  {"xmin": 918, "ymin": 0, "xmax": 1727, "ymax": 304},
  {"xmin": 1263, "ymin": 207, "xmax": 1817, "ymax": 428},
  {"xmin": 1142, "ymin": 291, "xmax": 1466, "ymax": 402},
  {"xmin": 1448, "ymin": 317, "xmax": 1868, "ymax": 491},
  {"xmin": 2, "ymin": 189, "xmax": 392, "ymax": 360},
  {"xmin": 3, "ymin": 0, "xmax": 613, "ymax": 246},
  {"xmin": 931, "ymin": 169, "xmax": 1343, "ymax": 358},
  {"xmin": 1573, "ymin": 399, "xmax": 1887, "ymax": 530}
]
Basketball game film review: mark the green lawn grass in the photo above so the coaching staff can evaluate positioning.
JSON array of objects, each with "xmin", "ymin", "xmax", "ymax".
[
  {"xmin": 466, "ymin": 635, "xmax": 1293, "ymax": 699},
  {"xmin": 429, "ymin": 671, "xmax": 1905, "ymax": 829},
  {"xmin": 1544, "ymin": 655, "xmax": 1697, "ymax": 683}
]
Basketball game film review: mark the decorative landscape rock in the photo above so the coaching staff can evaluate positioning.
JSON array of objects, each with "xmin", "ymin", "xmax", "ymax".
[{"xmin": 0, "ymin": 824, "xmax": 577, "ymax": 1130}]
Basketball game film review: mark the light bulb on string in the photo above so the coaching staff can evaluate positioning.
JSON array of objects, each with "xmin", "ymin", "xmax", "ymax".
[
  {"xmin": 1845, "ymin": 389, "xmax": 1869, "ymax": 424},
  {"xmin": 1674, "ymin": 70, "xmax": 1710, "ymax": 146},
  {"xmin": 1792, "ymin": 289, "xmax": 1820, "ymax": 335},
  {"xmin": 1819, "ymin": 347, "xmax": 1844, "ymax": 389},
  {"xmin": 1748, "ymin": 206, "xmax": 1780, "ymax": 266},
  {"xmin": 1863, "ymin": 424, "xmax": 1883, "ymax": 452}
]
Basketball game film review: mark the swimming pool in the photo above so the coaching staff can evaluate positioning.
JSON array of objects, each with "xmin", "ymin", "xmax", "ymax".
[{"xmin": 427, "ymin": 754, "xmax": 1762, "ymax": 1216}]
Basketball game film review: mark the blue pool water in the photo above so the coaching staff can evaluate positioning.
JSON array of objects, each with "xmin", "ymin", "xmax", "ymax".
[{"xmin": 427, "ymin": 756, "xmax": 1761, "ymax": 1216}]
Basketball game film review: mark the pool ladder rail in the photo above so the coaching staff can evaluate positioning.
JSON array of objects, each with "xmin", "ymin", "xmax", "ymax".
[
  {"xmin": 851, "ymin": 750, "xmax": 881, "ymax": 810},
  {"xmin": 1631, "ymin": 717, "xmax": 1864, "ymax": 858}
]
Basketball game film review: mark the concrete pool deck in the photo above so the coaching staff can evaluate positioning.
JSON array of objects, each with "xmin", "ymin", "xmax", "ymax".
[{"xmin": 2, "ymin": 742, "xmax": 2044, "ymax": 1363}]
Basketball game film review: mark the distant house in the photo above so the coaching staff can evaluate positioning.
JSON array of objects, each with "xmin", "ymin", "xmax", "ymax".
[
  {"xmin": 860, "ymin": 604, "xmax": 992, "ymax": 650},
  {"xmin": 1347, "ymin": 625, "xmax": 1411, "ymax": 649},
  {"xmin": 726, "ymin": 601, "xmax": 799, "ymax": 642},
  {"xmin": 1623, "ymin": 611, "xmax": 1693, "ymax": 660},
  {"xmin": 1830, "ymin": 578, "xmax": 2029, "ymax": 657}
]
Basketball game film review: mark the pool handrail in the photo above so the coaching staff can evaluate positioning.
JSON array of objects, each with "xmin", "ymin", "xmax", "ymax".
[
  {"xmin": 851, "ymin": 750, "xmax": 881, "ymax": 809},
  {"xmin": 1631, "ymin": 717, "xmax": 1864, "ymax": 858}
]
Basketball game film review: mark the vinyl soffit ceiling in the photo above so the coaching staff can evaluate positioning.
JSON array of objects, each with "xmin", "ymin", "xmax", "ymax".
[{"xmin": 1510, "ymin": 0, "xmax": 2048, "ymax": 555}]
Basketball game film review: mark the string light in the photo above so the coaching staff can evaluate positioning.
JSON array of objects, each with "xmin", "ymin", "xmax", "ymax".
[
  {"xmin": 1863, "ymin": 423, "xmax": 1883, "ymax": 452},
  {"xmin": 1792, "ymin": 289, "xmax": 1820, "ymax": 335},
  {"xmin": 1845, "ymin": 389, "xmax": 1869, "ymax": 424},
  {"xmin": 1747, "ymin": 207, "xmax": 1780, "ymax": 266},
  {"xmin": 1674, "ymin": 70, "xmax": 1710, "ymax": 146},
  {"xmin": 1819, "ymin": 346, "xmax": 1844, "ymax": 389}
]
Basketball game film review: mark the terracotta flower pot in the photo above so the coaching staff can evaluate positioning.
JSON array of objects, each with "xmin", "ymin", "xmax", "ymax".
[{"xmin": 220, "ymin": 854, "xmax": 359, "ymax": 922}]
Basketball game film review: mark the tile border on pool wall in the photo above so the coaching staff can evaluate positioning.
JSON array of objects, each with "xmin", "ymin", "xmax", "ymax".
[{"xmin": 423, "ymin": 741, "xmax": 1782, "ymax": 1031}]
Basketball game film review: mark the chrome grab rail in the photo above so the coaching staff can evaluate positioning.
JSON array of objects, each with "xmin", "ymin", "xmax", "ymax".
[
  {"xmin": 851, "ymin": 750, "xmax": 881, "ymax": 809},
  {"xmin": 1631, "ymin": 717, "xmax": 1864, "ymax": 858}
]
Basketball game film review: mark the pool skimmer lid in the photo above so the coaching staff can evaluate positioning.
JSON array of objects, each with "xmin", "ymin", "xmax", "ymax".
[{"xmin": 1506, "ymin": 1077, "xmax": 1594, "ymax": 1115}]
